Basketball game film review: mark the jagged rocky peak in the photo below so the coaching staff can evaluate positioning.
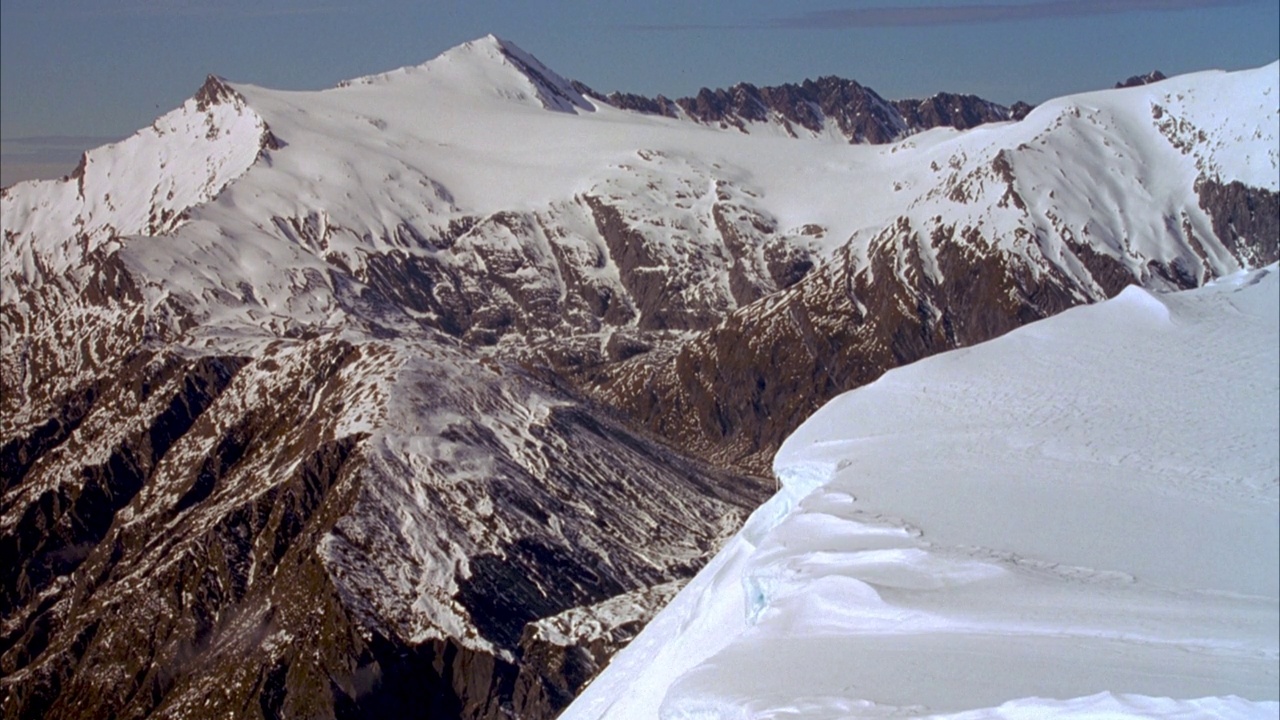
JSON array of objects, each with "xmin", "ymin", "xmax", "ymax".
[
  {"xmin": 582, "ymin": 71, "xmax": 1027, "ymax": 143},
  {"xmin": 573, "ymin": 83, "xmax": 681, "ymax": 117},
  {"xmin": 891, "ymin": 92, "xmax": 1012, "ymax": 131},
  {"xmin": 194, "ymin": 74, "xmax": 244, "ymax": 111},
  {"xmin": 667, "ymin": 75, "xmax": 911, "ymax": 141},
  {"xmin": 1116, "ymin": 69, "xmax": 1168, "ymax": 88},
  {"xmin": 193, "ymin": 74, "xmax": 282, "ymax": 153}
]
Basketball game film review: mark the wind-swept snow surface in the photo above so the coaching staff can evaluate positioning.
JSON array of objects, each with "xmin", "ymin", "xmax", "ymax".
[{"xmin": 566, "ymin": 266, "xmax": 1280, "ymax": 719}]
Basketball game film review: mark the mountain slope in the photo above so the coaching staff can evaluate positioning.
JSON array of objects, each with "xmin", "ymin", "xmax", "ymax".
[
  {"xmin": 588, "ymin": 62, "xmax": 1280, "ymax": 472},
  {"xmin": 2, "ymin": 34, "xmax": 1277, "ymax": 719},
  {"xmin": 566, "ymin": 265, "xmax": 1279, "ymax": 720}
]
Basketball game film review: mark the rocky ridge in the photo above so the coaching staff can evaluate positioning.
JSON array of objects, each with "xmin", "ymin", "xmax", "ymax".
[
  {"xmin": 575, "ymin": 75, "xmax": 1021, "ymax": 142},
  {"xmin": 3, "ymin": 35, "xmax": 1278, "ymax": 719}
]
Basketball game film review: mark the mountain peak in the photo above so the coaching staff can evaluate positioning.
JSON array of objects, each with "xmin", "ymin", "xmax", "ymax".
[
  {"xmin": 194, "ymin": 74, "xmax": 243, "ymax": 111},
  {"xmin": 446, "ymin": 34, "xmax": 594, "ymax": 113},
  {"xmin": 339, "ymin": 34, "xmax": 592, "ymax": 114},
  {"xmin": 438, "ymin": 32, "xmax": 518, "ymax": 60}
]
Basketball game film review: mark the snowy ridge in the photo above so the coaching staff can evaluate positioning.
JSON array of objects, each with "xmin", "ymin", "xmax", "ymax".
[
  {"xmin": 6, "ymin": 45, "xmax": 1272, "ymax": 344},
  {"xmin": 865, "ymin": 62, "xmax": 1280, "ymax": 295},
  {"xmin": 565, "ymin": 266, "xmax": 1280, "ymax": 719},
  {"xmin": 0, "ymin": 77, "xmax": 272, "ymax": 305},
  {"xmin": 1137, "ymin": 64, "xmax": 1280, "ymax": 190},
  {"xmin": 67, "ymin": 58, "xmax": 1259, "ymax": 380},
  {"xmin": 339, "ymin": 34, "xmax": 593, "ymax": 114}
]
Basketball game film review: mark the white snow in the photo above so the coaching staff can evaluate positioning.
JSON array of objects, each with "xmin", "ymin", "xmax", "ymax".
[
  {"xmin": 565, "ymin": 265, "xmax": 1280, "ymax": 719},
  {"xmin": 3, "ymin": 36, "xmax": 1277, "ymax": 702},
  {"xmin": 136, "ymin": 54, "xmax": 1276, "ymax": 330},
  {"xmin": 0, "ymin": 84, "xmax": 268, "ymax": 305},
  {"xmin": 5, "ymin": 38, "xmax": 1274, "ymax": 345}
]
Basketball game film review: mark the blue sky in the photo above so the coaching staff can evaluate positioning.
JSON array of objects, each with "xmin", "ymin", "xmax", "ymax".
[{"xmin": 2, "ymin": 0, "xmax": 1277, "ymax": 185}]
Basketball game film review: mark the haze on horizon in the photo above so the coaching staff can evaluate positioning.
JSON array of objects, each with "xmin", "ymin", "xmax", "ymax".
[{"xmin": 2, "ymin": 0, "xmax": 1277, "ymax": 188}]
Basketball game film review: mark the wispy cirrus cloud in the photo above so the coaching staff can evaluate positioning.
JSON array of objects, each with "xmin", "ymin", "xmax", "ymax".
[
  {"xmin": 630, "ymin": 0, "xmax": 1260, "ymax": 31},
  {"xmin": 127, "ymin": 0, "xmax": 356, "ymax": 18},
  {"xmin": 4, "ymin": 0, "xmax": 360, "ymax": 19},
  {"xmin": 772, "ymin": 0, "xmax": 1260, "ymax": 28}
]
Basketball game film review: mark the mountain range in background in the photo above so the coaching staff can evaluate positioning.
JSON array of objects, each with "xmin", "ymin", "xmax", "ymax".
[{"xmin": 2, "ymin": 35, "xmax": 1277, "ymax": 719}]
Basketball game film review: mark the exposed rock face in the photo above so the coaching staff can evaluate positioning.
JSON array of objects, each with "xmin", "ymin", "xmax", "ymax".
[
  {"xmin": 1116, "ymin": 70, "xmax": 1167, "ymax": 88},
  {"xmin": 678, "ymin": 77, "xmax": 906, "ymax": 141},
  {"xmin": 0, "ymin": 329, "xmax": 767, "ymax": 719},
  {"xmin": 572, "ymin": 82, "xmax": 681, "ymax": 118},
  {"xmin": 891, "ymin": 93, "xmax": 1011, "ymax": 132},
  {"xmin": 1009, "ymin": 101, "xmax": 1035, "ymax": 121},
  {"xmin": 511, "ymin": 581, "xmax": 680, "ymax": 716},
  {"xmin": 583, "ymin": 66, "xmax": 1182, "ymax": 141},
  {"xmin": 1197, "ymin": 178, "xmax": 1279, "ymax": 267},
  {"xmin": 579, "ymin": 76, "xmax": 1023, "ymax": 142},
  {"xmin": 2, "ymin": 38, "xmax": 1276, "ymax": 720},
  {"xmin": 590, "ymin": 224, "xmax": 1096, "ymax": 475}
]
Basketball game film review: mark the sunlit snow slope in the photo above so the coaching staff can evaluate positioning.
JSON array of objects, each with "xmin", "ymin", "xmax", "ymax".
[
  {"xmin": 566, "ymin": 265, "xmax": 1280, "ymax": 719},
  {"xmin": 2, "ymin": 34, "xmax": 1277, "ymax": 719}
]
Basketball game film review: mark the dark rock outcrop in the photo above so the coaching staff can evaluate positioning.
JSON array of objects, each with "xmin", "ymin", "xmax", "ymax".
[
  {"xmin": 0, "ymin": 285, "xmax": 769, "ymax": 720},
  {"xmin": 1116, "ymin": 70, "xmax": 1167, "ymax": 89},
  {"xmin": 1197, "ymin": 178, "xmax": 1280, "ymax": 268},
  {"xmin": 891, "ymin": 93, "xmax": 1011, "ymax": 132},
  {"xmin": 1009, "ymin": 101, "xmax": 1035, "ymax": 121},
  {"xmin": 587, "ymin": 223, "xmax": 1090, "ymax": 475},
  {"xmin": 580, "ymin": 76, "xmax": 1025, "ymax": 142}
]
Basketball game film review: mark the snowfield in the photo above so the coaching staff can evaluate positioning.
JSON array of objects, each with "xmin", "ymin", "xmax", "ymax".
[{"xmin": 565, "ymin": 265, "xmax": 1280, "ymax": 719}]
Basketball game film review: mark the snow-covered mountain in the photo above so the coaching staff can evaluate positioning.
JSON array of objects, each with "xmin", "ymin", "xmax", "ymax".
[
  {"xmin": 2, "ymin": 34, "xmax": 1277, "ymax": 719},
  {"xmin": 565, "ymin": 264, "xmax": 1279, "ymax": 720}
]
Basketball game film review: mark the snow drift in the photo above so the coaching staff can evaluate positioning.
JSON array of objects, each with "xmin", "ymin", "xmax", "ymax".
[{"xmin": 566, "ymin": 266, "xmax": 1280, "ymax": 719}]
